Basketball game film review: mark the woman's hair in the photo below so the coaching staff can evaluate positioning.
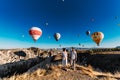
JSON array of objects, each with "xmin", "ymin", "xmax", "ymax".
[
  {"xmin": 72, "ymin": 47, "xmax": 74, "ymax": 49},
  {"xmin": 63, "ymin": 48, "xmax": 66, "ymax": 51}
]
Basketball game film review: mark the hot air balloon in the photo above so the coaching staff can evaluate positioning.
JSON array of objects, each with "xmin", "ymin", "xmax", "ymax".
[
  {"xmin": 86, "ymin": 30, "xmax": 90, "ymax": 36},
  {"xmin": 22, "ymin": 35, "xmax": 24, "ymax": 38},
  {"xmin": 91, "ymin": 18, "xmax": 95, "ymax": 22},
  {"xmin": 59, "ymin": 44, "xmax": 61, "ymax": 47},
  {"xmin": 45, "ymin": 22, "xmax": 48, "ymax": 26},
  {"xmin": 29, "ymin": 27, "xmax": 42, "ymax": 42},
  {"xmin": 82, "ymin": 45, "xmax": 84, "ymax": 47},
  {"xmin": 118, "ymin": 24, "xmax": 120, "ymax": 26},
  {"xmin": 77, "ymin": 34, "xmax": 80, "ymax": 37},
  {"xmin": 54, "ymin": 33, "xmax": 61, "ymax": 41},
  {"xmin": 48, "ymin": 36, "xmax": 51, "ymax": 39},
  {"xmin": 79, "ymin": 43, "xmax": 81, "ymax": 46},
  {"xmin": 91, "ymin": 32, "xmax": 104, "ymax": 46},
  {"xmin": 115, "ymin": 16, "xmax": 118, "ymax": 19}
]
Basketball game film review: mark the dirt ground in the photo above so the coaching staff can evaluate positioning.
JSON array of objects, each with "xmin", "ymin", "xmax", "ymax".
[{"xmin": 1, "ymin": 48, "xmax": 120, "ymax": 80}]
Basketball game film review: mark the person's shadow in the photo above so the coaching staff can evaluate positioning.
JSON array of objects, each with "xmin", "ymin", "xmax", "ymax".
[{"xmin": 77, "ymin": 52, "xmax": 120, "ymax": 74}]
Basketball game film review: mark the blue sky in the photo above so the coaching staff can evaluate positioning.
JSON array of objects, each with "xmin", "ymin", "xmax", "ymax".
[{"xmin": 0, "ymin": 0, "xmax": 120, "ymax": 49}]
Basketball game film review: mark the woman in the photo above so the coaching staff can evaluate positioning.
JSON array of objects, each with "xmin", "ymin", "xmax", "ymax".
[{"xmin": 62, "ymin": 48, "xmax": 68, "ymax": 67}]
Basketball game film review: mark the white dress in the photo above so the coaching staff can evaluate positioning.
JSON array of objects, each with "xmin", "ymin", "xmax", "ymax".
[{"xmin": 62, "ymin": 51, "xmax": 67, "ymax": 66}]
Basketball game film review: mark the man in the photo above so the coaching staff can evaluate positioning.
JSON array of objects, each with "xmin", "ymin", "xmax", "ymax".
[{"xmin": 70, "ymin": 47, "xmax": 77, "ymax": 70}]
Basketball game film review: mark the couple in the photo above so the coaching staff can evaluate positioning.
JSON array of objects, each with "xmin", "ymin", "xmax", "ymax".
[{"xmin": 62, "ymin": 47, "xmax": 77, "ymax": 70}]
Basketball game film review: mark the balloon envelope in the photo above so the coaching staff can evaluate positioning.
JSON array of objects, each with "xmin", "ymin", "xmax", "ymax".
[
  {"xmin": 91, "ymin": 18, "xmax": 95, "ymax": 22},
  {"xmin": 115, "ymin": 16, "xmax": 118, "ymax": 19},
  {"xmin": 91, "ymin": 32, "xmax": 104, "ymax": 46},
  {"xmin": 59, "ymin": 44, "xmax": 61, "ymax": 47},
  {"xmin": 45, "ymin": 22, "xmax": 48, "ymax": 26},
  {"xmin": 48, "ymin": 36, "xmax": 51, "ymax": 39},
  {"xmin": 29, "ymin": 27, "xmax": 42, "ymax": 42},
  {"xmin": 86, "ymin": 30, "xmax": 90, "ymax": 36},
  {"xmin": 118, "ymin": 24, "xmax": 120, "ymax": 26},
  {"xmin": 54, "ymin": 33, "xmax": 61, "ymax": 41}
]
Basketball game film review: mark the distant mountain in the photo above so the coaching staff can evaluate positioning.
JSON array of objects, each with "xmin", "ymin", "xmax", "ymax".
[
  {"xmin": 116, "ymin": 46, "xmax": 120, "ymax": 48},
  {"xmin": 57, "ymin": 47, "xmax": 90, "ymax": 51}
]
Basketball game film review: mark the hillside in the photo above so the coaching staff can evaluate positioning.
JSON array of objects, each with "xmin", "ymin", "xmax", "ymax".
[{"xmin": 0, "ymin": 48, "xmax": 120, "ymax": 80}]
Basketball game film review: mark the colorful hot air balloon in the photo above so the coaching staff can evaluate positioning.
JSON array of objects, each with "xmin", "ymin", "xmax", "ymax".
[
  {"xmin": 91, "ymin": 32, "xmax": 104, "ymax": 46},
  {"xmin": 86, "ymin": 30, "xmax": 90, "ymax": 36},
  {"xmin": 54, "ymin": 33, "xmax": 61, "ymax": 41},
  {"xmin": 29, "ymin": 27, "xmax": 42, "ymax": 42}
]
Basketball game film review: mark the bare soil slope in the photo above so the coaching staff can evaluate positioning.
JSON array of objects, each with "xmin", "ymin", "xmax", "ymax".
[{"xmin": 0, "ymin": 48, "xmax": 120, "ymax": 80}]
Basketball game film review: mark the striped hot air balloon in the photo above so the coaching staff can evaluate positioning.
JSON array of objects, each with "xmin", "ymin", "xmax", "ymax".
[
  {"xmin": 91, "ymin": 32, "xmax": 104, "ymax": 46},
  {"xmin": 29, "ymin": 27, "xmax": 42, "ymax": 42}
]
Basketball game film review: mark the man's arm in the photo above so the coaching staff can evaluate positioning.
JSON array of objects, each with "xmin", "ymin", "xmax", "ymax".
[{"xmin": 75, "ymin": 51, "xmax": 77, "ymax": 61}]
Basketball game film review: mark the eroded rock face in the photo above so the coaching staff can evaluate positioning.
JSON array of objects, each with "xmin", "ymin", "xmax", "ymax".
[
  {"xmin": 0, "ymin": 48, "xmax": 62, "ymax": 78},
  {"xmin": 0, "ymin": 57, "xmax": 44, "ymax": 78},
  {"xmin": 0, "ymin": 48, "xmax": 43, "ymax": 65}
]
